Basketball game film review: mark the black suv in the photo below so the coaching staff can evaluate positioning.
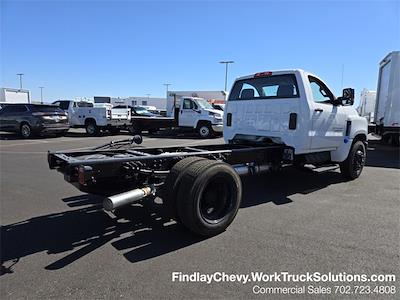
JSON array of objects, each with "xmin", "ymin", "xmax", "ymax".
[{"xmin": 0, "ymin": 103, "xmax": 69, "ymax": 138}]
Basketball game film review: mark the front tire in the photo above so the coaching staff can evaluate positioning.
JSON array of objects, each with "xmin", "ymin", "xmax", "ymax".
[
  {"xmin": 340, "ymin": 140, "xmax": 366, "ymax": 180},
  {"xmin": 20, "ymin": 123, "xmax": 32, "ymax": 138},
  {"xmin": 175, "ymin": 159, "xmax": 242, "ymax": 236},
  {"xmin": 197, "ymin": 123, "xmax": 213, "ymax": 138}
]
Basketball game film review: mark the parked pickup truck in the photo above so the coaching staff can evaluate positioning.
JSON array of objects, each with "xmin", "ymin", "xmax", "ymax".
[
  {"xmin": 53, "ymin": 100, "xmax": 131, "ymax": 135},
  {"xmin": 48, "ymin": 69, "xmax": 367, "ymax": 237}
]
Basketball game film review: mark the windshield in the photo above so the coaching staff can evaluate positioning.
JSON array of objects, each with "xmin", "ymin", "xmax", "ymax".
[
  {"xmin": 195, "ymin": 99, "xmax": 213, "ymax": 109},
  {"xmin": 134, "ymin": 107, "xmax": 152, "ymax": 115}
]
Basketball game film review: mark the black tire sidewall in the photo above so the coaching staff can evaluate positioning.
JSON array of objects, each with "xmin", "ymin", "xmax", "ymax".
[
  {"xmin": 178, "ymin": 162, "xmax": 242, "ymax": 236},
  {"xmin": 198, "ymin": 124, "xmax": 212, "ymax": 138},
  {"xmin": 20, "ymin": 123, "xmax": 31, "ymax": 138},
  {"xmin": 86, "ymin": 123, "xmax": 98, "ymax": 135},
  {"xmin": 341, "ymin": 140, "xmax": 366, "ymax": 180}
]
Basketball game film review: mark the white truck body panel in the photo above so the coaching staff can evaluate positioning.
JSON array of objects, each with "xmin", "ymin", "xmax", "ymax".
[
  {"xmin": 53, "ymin": 100, "xmax": 131, "ymax": 127},
  {"xmin": 166, "ymin": 91, "xmax": 226, "ymax": 118},
  {"xmin": 224, "ymin": 69, "xmax": 367, "ymax": 161},
  {"xmin": 0, "ymin": 88, "xmax": 31, "ymax": 103},
  {"xmin": 357, "ymin": 89, "xmax": 377, "ymax": 122},
  {"xmin": 375, "ymin": 51, "xmax": 400, "ymax": 128},
  {"xmin": 165, "ymin": 91, "xmax": 224, "ymax": 131}
]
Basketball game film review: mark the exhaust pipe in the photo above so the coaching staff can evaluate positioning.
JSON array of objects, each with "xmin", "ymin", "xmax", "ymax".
[
  {"xmin": 234, "ymin": 163, "xmax": 271, "ymax": 176},
  {"xmin": 103, "ymin": 186, "xmax": 152, "ymax": 211}
]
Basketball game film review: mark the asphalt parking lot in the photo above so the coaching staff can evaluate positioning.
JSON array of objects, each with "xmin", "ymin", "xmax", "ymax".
[{"xmin": 1, "ymin": 129, "xmax": 399, "ymax": 299}]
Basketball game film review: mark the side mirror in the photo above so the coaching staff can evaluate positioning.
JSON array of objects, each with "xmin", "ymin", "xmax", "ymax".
[{"xmin": 337, "ymin": 88, "xmax": 354, "ymax": 105}]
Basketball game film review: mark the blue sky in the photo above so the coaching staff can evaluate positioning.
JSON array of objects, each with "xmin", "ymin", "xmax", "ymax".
[{"xmin": 1, "ymin": 0, "xmax": 399, "ymax": 104}]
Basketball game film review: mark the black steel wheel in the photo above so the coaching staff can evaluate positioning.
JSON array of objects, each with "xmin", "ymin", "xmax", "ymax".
[
  {"xmin": 340, "ymin": 140, "xmax": 366, "ymax": 180},
  {"xmin": 176, "ymin": 159, "xmax": 242, "ymax": 236}
]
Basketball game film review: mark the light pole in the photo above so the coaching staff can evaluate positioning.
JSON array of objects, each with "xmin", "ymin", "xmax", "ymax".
[
  {"xmin": 163, "ymin": 83, "xmax": 171, "ymax": 97},
  {"xmin": 39, "ymin": 86, "xmax": 44, "ymax": 104},
  {"xmin": 219, "ymin": 61, "xmax": 234, "ymax": 91},
  {"xmin": 17, "ymin": 73, "xmax": 24, "ymax": 89}
]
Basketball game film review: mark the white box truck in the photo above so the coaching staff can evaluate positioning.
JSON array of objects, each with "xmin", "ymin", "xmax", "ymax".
[
  {"xmin": 372, "ymin": 51, "xmax": 400, "ymax": 145},
  {"xmin": 0, "ymin": 88, "xmax": 31, "ymax": 104}
]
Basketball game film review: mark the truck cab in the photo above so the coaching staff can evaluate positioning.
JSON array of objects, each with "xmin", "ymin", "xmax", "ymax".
[
  {"xmin": 176, "ymin": 97, "xmax": 224, "ymax": 137},
  {"xmin": 224, "ymin": 69, "xmax": 368, "ymax": 168}
]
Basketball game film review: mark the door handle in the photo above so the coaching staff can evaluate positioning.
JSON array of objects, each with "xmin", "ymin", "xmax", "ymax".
[{"xmin": 314, "ymin": 108, "xmax": 323, "ymax": 112}]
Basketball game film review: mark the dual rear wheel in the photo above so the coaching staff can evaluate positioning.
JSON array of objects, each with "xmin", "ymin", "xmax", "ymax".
[{"xmin": 164, "ymin": 157, "xmax": 242, "ymax": 237}]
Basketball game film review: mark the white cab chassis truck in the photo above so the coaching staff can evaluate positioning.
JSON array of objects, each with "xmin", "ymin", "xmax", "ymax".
[
  {"xmin": 167, "ymin": 91, "xmax": 225, "ymax": 138},
  {"xmin": 48, "ymin": 69, "xmax": 367, "ymax": 237},
  {"xmin": 53, "ymin": 100, "xmax": 131, "ymax": 135}
]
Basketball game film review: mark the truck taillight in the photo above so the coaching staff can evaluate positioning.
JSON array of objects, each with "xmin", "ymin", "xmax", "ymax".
[
  {"xmin": 78, "ymin": 166, "xmax": 86, "ymax": 185},
  {"xmin": 254, "ymin": 71, "xmax": 272, "ymax": 77},
  {"xmin": 78, "ymin": 165, "xmax": 92, "ymax": 185}
]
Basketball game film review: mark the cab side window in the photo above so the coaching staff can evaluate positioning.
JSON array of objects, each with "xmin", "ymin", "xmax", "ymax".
[
  {"xmin": 183, "ymin": 99, "xmax": 193, "ymax": 109},
  {"xmin": 6, "ymin": 105, "xmax": 28, "ymax": 113},
  {"xmin": 308, "ymin": 76, "xmax": 334, "ymax": 104}
]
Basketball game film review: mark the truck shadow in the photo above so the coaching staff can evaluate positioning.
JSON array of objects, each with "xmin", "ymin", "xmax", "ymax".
[
  {"xmin": 365, "ymin": 140, "xmax": 400, "ymax": 169},
  {"xmin": 240, "ymin": 168, "xmax": 345, "ymax": 207},
  {"xmin": 1, "ymin": 168, "xmax": 347, "ymax": 274},
  {"xmin": 0, "ymin": 200, "xmax": 204, "ymax": 275}
]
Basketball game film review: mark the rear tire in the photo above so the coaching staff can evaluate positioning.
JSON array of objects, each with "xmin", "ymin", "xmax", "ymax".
[
  {"xmin": 20, "ymin": 123, "xmax": 32, "ymax": 138},
  {"xmin": 175, "ymin": 159, "xmax": 242, "ymax": 236},
  {"xmin": 85, "ymin": 121, "xmax": 99, "ymax": 136},
  {"xmin": 162, "ymin": 157, "xmax": 206, "ymax": 219},
  {"xmin": 339, "ymin": 140, "xmax": 366, "ymax": 180}
]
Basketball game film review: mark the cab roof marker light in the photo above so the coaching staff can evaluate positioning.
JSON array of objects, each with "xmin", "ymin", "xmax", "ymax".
[{"xmin": 254, "ymin": 71, "xmax": 272, "ymax": 77}]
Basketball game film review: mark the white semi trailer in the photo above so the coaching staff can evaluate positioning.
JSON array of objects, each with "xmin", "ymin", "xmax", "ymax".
[
  {"xmin": 0, "ymin": 88, "xmax": 31, "ymax": 104},
  {"xmin": 371, "ymin": 51, "xmax": 400, "ymax": 145}
]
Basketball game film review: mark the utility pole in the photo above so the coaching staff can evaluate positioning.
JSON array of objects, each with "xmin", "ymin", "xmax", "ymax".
[
  {"xmin": 163, "ymin": 83, "xmax": 171, "ymax": 98},
  {"xmin": 39, "ymin": 86, "xmax": 44, "ymax": 104},
  {"xmin": 17, "ymin": 73, "xmax": 24, "ymax": 89},
  {"xmin": 219, "ymin": 61, "xmax": 234, "ymax": 91}
]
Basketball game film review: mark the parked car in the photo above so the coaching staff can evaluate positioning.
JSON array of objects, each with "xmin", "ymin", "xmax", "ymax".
[{"xmin": 0, "ymin": 103, "xmax": 69, "ymax": 138}]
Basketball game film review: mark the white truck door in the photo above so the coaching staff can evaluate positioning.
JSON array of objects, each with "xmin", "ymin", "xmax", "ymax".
[
  {"xmin": 308, "ymin": 76, "xmax": 346, "ymax": 150},
  {"xmin": 69, "ymin": 102, "xmax": 82, "ymax": 126},
  {"xmin": 179, "ymin": 98, "xmax": 197, "ymax": 127}
]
